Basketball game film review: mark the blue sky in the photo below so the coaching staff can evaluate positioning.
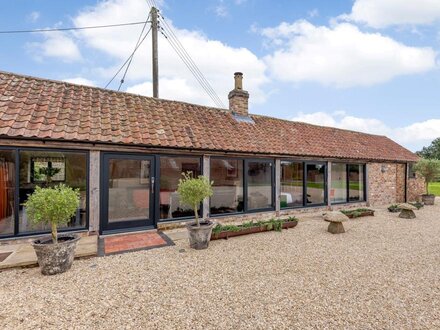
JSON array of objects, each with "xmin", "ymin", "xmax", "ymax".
[{"xmin": 1, "ymin": 0, "xmax": 439, "ymax": 151}]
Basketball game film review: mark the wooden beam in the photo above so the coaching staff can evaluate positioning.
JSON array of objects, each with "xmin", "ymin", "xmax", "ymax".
[
  {"xmin": 88, "ymin": 150, "xmax": 100, "ymax": 233},
  {"xmin": 202, "ymin": 155, "xmax": 210, "ymax": 220}
]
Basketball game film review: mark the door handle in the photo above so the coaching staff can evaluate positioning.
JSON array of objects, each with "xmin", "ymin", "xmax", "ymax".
[{"xmin": 151, "ymin": 176, "xmax": 155, "ymax": 195}]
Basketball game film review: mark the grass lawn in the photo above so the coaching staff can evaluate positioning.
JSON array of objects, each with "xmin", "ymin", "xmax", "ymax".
[{"xmin": 428, "ymin": 182, "xmax": 440, "ymax": 196}]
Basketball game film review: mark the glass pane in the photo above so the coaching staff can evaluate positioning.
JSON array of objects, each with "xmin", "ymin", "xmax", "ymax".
[
  {"xmin": 0, "ymin": 150, "xmax": 15, "ymax": 236},
  {"xmin": 306, "ymin": 163, "xmax": 325, "ymax": 205},
  {"xmin": 348, "ymin": 164, "xmax": 364, "ymax": 201},
  {"xmin": 108, "ymin": 159, "xmax": 150, "ymax": 223},
  {"xmin": 210, "ymin": 159, "xmax": 244, "ymax": 214},
  {"xmin": 331, "ymin": 163, "xmax": 347, "ymax": 203},
  {"xmin": 247, "ymin": 161, "xmax": 273, "ymax": 210},
  {"xmin": 280, "ymin": 161, "xmax": 303, "ymax": 208},
  {"xmin": 19, "ymin": 151, "xmax": 87, "ymax": 233},
  {"xmin": 159, "ymin": 156, "xmax": 201, "ymax": 219}
]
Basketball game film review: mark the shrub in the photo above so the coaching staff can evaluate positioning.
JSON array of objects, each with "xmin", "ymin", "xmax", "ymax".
[
  {"xmin": 177, "ymin": 172, "xmax": 213, "ymax": 227},
  {"xmin": 24, "ymin": 184, "xmax": 80, "ymax": 243},
  {"xmin": 413, "ymin": 159, "xmax": 440, "ymax": 195}
]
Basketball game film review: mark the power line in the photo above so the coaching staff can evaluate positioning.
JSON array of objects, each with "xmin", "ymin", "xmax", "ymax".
[
  {"xmin": 118, "ymin": 15, "xmax": 151, "ymax": 91},
  {"xmin": 159, "ymin": 15, "xmax": 226, "ymax": 108},
  {"xmin": 0, "ymin": 21, "xmax": 148, "ymax": 34},
  {"xmin": 104, "ymin": 26, "xmax": 152, "ymax": 89}
]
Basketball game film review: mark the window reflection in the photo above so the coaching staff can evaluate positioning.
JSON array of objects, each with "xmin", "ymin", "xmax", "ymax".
[
  {"xmin": 159, "ymin": 156, "xmax": 201, "ymax": 219},
  {"xmin": 280, "ymin": 161, "xmax": 303, "ymax": 208},
  {"xmin": 247, "ymin": 161, "xmax": 273, "ymax": 210},
  {"xmin": 306, "ymin": 163, "xmax": 326, "ymax": 205},
  {"xmin": 210, "ymin": 159, "xmax": 244, "ymax": 214}
]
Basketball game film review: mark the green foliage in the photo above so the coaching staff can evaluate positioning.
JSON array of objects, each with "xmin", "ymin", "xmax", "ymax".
[
  {"xmin": 409, "ymin": 202, "xmax": 424, "ymax": 210},
  {"xmin": 177, "ymin": 172, "xmax": 213, "ymax": 226},
  {"xmin": 212, "ymin": 216, "xmax": 298, "ymax": 235},
  {"xmin": 24, "ymin": 184, "xmax": 80, "ymax": 243},
  {"xmin": 417, "ymin": 138, "xmax": 440, "ymax": 160},
  {"xmin": 341, "ymin": 208, "xmax": 374, "ymax": 218},
  {"xmin": 388, "ymin": 204, "xmax": 401, "ymax": 213},
  {"xmin": 413, "ymin": 159, "xmax": 440, "ymax": 194},
  {"xmin": 428, "ymin": 182, "xmax": 440, "ymax": 196}
]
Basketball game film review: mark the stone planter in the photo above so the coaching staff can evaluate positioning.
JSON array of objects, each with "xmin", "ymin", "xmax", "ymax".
[
  {"xmin": 186, "ymin": 221, "xmax": 215, "ymax": 250},
  {"xmin": 421, "ymin": 194, "xmax": 435, "ymax": 205},
  {"xmin": 32, "ymin": 234, "xmax": 80, "ymax": 275},
  {"xmin": 342, "ymin": 210, "xmax": 375, "ymax": 219}
]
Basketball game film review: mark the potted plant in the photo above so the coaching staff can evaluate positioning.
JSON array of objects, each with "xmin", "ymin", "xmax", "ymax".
[
  {"xmin": 177, "ymin": 172, "xmax": 213, "ymax": 250},
  {"xmin": 24, "ymin": 184, "xmax": 80, "ymax": 275},
  {"xmin": 413, "ymin": 159, "xmax": 440, "ymax": 205}
]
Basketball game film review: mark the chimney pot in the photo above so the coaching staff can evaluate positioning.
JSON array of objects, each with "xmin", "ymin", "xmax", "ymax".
[{"xmin": 234, "ymin": 72, "xmax": 243, "ymax": 90}]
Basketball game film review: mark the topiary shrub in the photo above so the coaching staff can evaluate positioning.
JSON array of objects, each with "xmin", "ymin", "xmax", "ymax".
[
  {"xmin": 177, "ymin": 172, "xmax": 213, "ymax": 227},
  {"xmin": 24, "ymin": 184, "xmax": 80, "ymax": 243}
]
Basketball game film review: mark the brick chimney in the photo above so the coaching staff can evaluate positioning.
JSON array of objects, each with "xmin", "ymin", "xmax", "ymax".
[{"xmin": 228, "ymin": 72, "xmax": 249, "ymax": 116}]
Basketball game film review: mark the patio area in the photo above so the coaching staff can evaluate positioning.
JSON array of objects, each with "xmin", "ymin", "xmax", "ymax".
[{"xmin": 1, "ymin": 201, "xmax": 440, "ymax": 329}]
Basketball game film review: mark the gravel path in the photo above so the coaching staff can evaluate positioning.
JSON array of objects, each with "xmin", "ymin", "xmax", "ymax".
[{"xmin": 1, "ymin": 203, "xmax": 440, "ymax": 329}]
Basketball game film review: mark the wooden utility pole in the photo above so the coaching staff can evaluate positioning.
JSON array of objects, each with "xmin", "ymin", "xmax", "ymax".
[{"xmin": 151, "ymin": 6, "xmax": 159, "ymax": 98}]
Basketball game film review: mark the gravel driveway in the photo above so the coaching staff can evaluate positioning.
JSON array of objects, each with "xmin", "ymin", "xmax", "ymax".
[{"xmin": 1, "ymin": 203, "xmax": 440, "ymax": 329}]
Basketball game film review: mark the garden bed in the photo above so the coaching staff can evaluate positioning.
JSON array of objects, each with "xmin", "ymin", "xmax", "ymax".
[
  {"xmin": 211, "ymin": 217, "xmax": 298, "ymax": 240},
  {"xmin": 341, "ymin": 208, "xmax": 375, "ymax": 219}
]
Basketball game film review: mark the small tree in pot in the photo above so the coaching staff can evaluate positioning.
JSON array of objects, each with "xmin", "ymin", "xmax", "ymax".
[
  {"xmin": 414, "ymin": 159, "xmax": 440, "ymax": 205},
  {"xmin": 177, "ymin": 172, "xmax": 213, "ymax": 250},
  {"xmin": 25, "ymin": 184, "xmax": 80, "ymax": 275}
]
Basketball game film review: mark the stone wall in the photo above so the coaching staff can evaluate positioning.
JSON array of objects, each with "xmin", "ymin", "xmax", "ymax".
[
  {"xmin": 395, "ymin": 163, "xmax": 406, "ymax": 203},
  {"xmin": 368, "ymin": 163, "xmax": 398, "ymax": 206},
  {"xmin": 407, "ymin": 176, "xmax": 426, "ymax": 202},
  {"xmin": 368, "ymin": 162, "xmax": 426, "ymax": 206}
]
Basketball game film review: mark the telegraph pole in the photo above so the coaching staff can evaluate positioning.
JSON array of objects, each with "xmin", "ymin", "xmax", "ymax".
[{"xmin": 151, "ymin": 6, "xmax": 159, "ymax": 98}]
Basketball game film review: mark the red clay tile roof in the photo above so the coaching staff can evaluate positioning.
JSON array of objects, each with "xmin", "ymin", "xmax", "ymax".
[{"xmin": 0, "ymin": 71, "xmax": 418, "ymax": 162}]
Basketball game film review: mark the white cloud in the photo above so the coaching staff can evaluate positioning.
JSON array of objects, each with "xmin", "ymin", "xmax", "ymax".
[
  {"xmin": 341, "ymin": 0, "xmax": 440, "ymax": 28},
  {"xmin": 215, "ymin": 5, "xmax": 228, "ymax": 17},
  {"xmin": 262, "ymin": 20, "xmax": 437, "ymax": 87},
  {"xmin": 71, "ymin": 0, "xmax": 268, "ymax": 107},
  {"xmin": 27, "ymin": 31, "xmax": 82, "ymax": 62},
  {"xmin": 27, "ymin": 11, "xmax": 40, "ymax": 23},
  {"xmin": 291, "ymin": 111, "xmax": 440, "ymax": 150},
  {"xmin": 63, "ymin": 77, "xmax": 96, "ymax": 86}
]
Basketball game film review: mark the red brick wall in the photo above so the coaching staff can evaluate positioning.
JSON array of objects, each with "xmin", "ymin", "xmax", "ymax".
[{"xmin": 368, "ymin": 162, "xmax": 426, "ymax": 205}]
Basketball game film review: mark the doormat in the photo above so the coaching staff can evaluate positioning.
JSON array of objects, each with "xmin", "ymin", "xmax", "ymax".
[
  {"xmin": 0, "ymin": 251, "xmax": 13, "ymax": 263},
  {"xmin": 98, "ymin": 231, "xmax": 174, "ymax": 256}
]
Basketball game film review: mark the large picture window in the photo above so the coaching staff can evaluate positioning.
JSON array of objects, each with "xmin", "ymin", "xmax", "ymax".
[
  {"xmin": 306, "ymin": 163, "xmax": 326, "ymax": 205},
  {"xmin": 330, "ymin": 163, "xmax": 365, "ymax": 203},
  {"xmin": 19, "ymin": 150, "xmax": 87, "ymax": 234},
  {"xmin": 280, "ymin": 161, "xmax": 303, "ymax": 208},
  {"xmin": 210, "ymin": 158, "xmax": 244, "ymax": 215},
  {"xmin": 246, "ymin": 160, "xmax": 273, "ymax": 210},
  {"xmin": 159, "ymin": 156, "xmax": 201, "ymax": 220},
  {"xmin": 331, "ymin": 163, "xmax": 347, "ymax": 203}
]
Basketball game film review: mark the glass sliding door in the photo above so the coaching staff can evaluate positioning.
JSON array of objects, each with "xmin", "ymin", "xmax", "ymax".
[
  {"xmin": 246, "ymin": 160, "xmax": 274, "ymax": 211},
  {"xmin": 306, "ymin": 163, "xmax": 326, "ymax": 205},
  {"xmin": 210, "ymin": 158, "xmax": 244, "ymax": 215},
  {"xmin": 331, "ymin": 163, "xmax": 347, "ymax": 203},
  {"xmin": 102, "ymin": 154, "xmax": 154, "ymax": 232},
  {"xmin": 280, "ymin": 161, "xmax": 303, "ymax": 208}
]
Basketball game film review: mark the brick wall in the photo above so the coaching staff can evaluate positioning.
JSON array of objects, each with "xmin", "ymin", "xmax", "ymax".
[
  {"xmin": 368, "ymin": 162, "xmax": 426, "ymax": 205},
  {"xmin": 407, "ymin": 176, "xmax": 426, "ymax": 202},
  {"xmin": 396, "ymin": 163, "xmax": 406, "ymax": 203}
]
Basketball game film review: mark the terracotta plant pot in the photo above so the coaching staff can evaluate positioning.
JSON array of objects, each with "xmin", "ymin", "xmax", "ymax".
[
  {"xmin": 186, "ymin": 221, "xmax": 214, "ymax": 250},
  {"xmin": 421, "ymin": 194, "xmax": 435, "ymax": 205},
  {"xmin": 32, "ymin": 234, "xmax": 80, "ymax": 275}
]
